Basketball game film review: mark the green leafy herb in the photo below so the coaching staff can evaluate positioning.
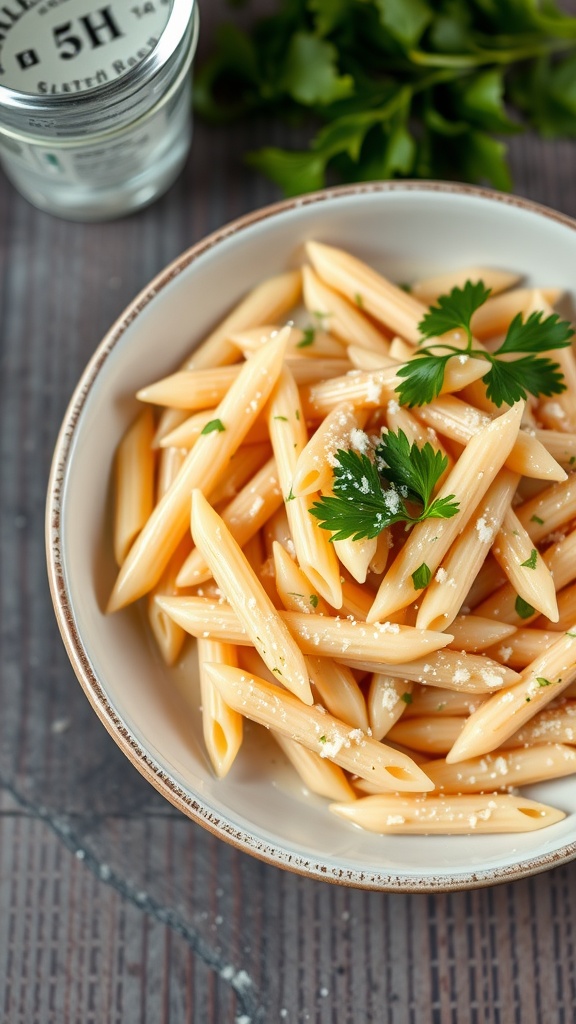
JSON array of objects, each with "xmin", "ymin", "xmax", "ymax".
[
  {"xmin": 412, "ymin": 562, "xmax": 432, "ymax": 590},
  {"xmin": 566, "ymin": 632, "xmax": 576, "ymax": 639},
  {"xmin": 309, "ymin": 429, "xmax": 459, "ymax": 542},
  {"xmin": 530, "ymin": 515, "xmax": 544, "ymax": 525},
  {"xmin": 515, "ymin": 595, "xmax": 535, "ymax": 619},
  {"xmin": 309, "ymin": 594, "xmax": 319, "ymax": 608},
  {"xmin": 396, "ymin": 283, "xmax": 574, "ymax": 408},
  {"xmin": 536, "ymin": 676, "xmax": 556, "ymax": 688},
  {"xmin": 520, "ymin": 549, "xmax": 538, "ymax": 570},
  {"xmin": 274, "ymin": 415, "xmax": 288, "ymax": 422},
  {"xmin": 201, "ymin": 418, "xmax": 225, "ymax": 435},
  {"xmin": 401, "ymin": 692, "xmax": 413, "ymax": 705},
  {"xmin": 319, "ymin": 734, "xmax": 327, "ymax": 744},
  {"xmin": 295, "ymin": 410, "xmax": 301, "ymax": 421},
  {"xmin": 195, "ymin": 2, "xmax": 576, "ymax": 196},
  {"xmin": 297, "ymin": 327, "xmax": 316, "ymax": 348},
  {"xmin": 354, "ymin": 292, "xmax": 364, "ymax": 308},
  {"xmin": 286, "ymin": 486, "xmax": 296, "ymax": 502}
]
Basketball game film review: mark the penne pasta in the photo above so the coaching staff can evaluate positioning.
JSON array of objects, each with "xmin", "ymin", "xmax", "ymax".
[
  {"xmin": 302, "ymin": 264, "xmax": 392, "ymax": 354},
  {"xmin": 204, "ymin": 663, "xmax": 434, "ymax": 791},
  {"xmin": 268, "ymin": 368, "xmax": 343, "ymax": 607},
  {"xmin": 197, "ymin": 639, "xmax": 243, "ymax": 778},
  {"xmin": 184, "ymin": 269, "xmax": 302, "ymax": 370},
  {"xmin": 330, "ymin": 793, "xmax": 564, "ymax": 833},
  {"xmin": 176, "ymin": 457, "xmax": 283, "ymax": 586},
  {"xmin": 107, "ymin": 330, "xmax": 289, "ymax": 612},
  {"xmin": 447, "ymin": 627, "xmax": 576, "ymax": 762},
  {"xmin": 427, "ymin": 744, "xmax": 576, "ymax": 792},
  {"xmin": 190, "ymin": 490, "xmax": 313, "ymax": 704},
  {"xmin": 368, "ymin": 403, "xmax": 525, "ymax": 622},
  {"xmin": 113, "ymin": 408, "xmax": 156, "ymax": 566},
  {"xmin": 105, "ymin": 248, "xmax": 576, "ymax": 838}
]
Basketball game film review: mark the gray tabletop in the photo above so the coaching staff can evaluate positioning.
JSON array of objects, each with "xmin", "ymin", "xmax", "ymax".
[{"xmin": 2, "ymin": 4, "xmax": 576, "ymax": 1022}]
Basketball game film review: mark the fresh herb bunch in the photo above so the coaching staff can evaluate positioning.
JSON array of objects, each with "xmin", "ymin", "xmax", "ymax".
[
  {"xmin": 396, "ymin": 279, "xmax": 574, "ymax": 407},
  {"xmin": 310, "ymin": 429, "xmax": 459, "ymax": 541},
  {"xmin": 195, "ymin": 0, "xmax": 576, "ymax": 196}
]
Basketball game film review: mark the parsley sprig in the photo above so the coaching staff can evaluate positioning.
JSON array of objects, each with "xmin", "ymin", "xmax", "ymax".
[
  {"xmin": 396, "ymin": 280, "xmax": 574, "ymax": 408},
  {"xmin": 309, "ymin": 430, "xmax": 459, "ymax": 542}
]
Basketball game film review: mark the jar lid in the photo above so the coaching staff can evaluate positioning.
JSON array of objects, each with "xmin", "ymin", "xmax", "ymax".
[{"xmin": 0, "ymin": 0, "xmax": 197, "ymax": 137}]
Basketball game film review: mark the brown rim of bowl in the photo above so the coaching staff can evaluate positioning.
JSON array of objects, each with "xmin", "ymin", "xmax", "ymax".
[{"xmin": 46, "ymin": 179, "xmax": 576, "ymax": 893}]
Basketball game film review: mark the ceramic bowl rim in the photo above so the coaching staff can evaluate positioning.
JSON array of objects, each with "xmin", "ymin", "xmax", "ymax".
[{"xmin": 46, "ymin": 179, "xmax": 576, "ymax": 892}]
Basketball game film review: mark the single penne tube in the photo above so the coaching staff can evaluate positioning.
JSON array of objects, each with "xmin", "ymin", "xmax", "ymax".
[
  {"xmin": 107, "ymin": 331, "xmax": 289, "ymax": 612},
  {"xmin": 271, "ymin": 540, "xmax": 329, "ymax": 615},
  {"xmin": 183, "ymin": 269, "xmax": 302, "ymax": 370},
  {"xmin": 138, "ymin": 358, "xmax": 352, "ymax": 409},
  {"xmin": 159, "ymin": 408, "xmax": 270, "ymax": 450},
  {"xmin": 491, "ymin": 507, "xmax": 558, "ymax": 621},
  {"xmin": 445, "ymin": 615, "xmax": 517, "ymax": 653},
  {"xmin": 474, "ymin": 526, "xmax": 576, "ymax": 625},
  {"xmin": 367, "ymin": 675, "xmax": 413, "ymax": 740},
  {"xmin": 485, "ymin": 629, "xmax": 557, "ymax": 669},
  {"xmin": 156, "ymin": 445, "xmax": 187, "ymax": 502},
  {"xmin": 307, "ymin": 656, "xmax": 369, "ymax": 731},
  {"xmin": 537, "ymin": 582, "xmax": 576, "ymax": 632},
  {"xmin": 416, "ymin": 470, "xmax": 519, "ymax": 631},
  {"xmin": 338, "ymin": 650, "xmax": 517, "ymax": 692},
  {"xmin": 333, "ymin": 535, "xmax": 378, "ymax": 585},
  {"xmin": 176, "ymin": 457, "xmax": 283, "ymax": 586},
  {"xmin": 515, "ymin": 473, "xmax": 576, "ymax": 543},
  {"xmin": 502, "ymin": 701, "xmax": 576, "ymax": 747},
  {"xmin": 414, "ymin": 396, "xmax": 566, "ymax": 482},
  {"xmin": 204, "ymin": 663, "xmax": 434, "ymax": 791},
  {"xmin": 306, "ymin": 241, "xmax": 427, "ymax": 344},
  {"xmin": 190, "ymin": 490, "xmax": 313, "ymax": 704},
  {"xmin": 525, "ymin": 291, "xmax": 576, "ymax": 431},
  {"xmin": 268, "ymin": 368, "xmax": 342, "ymax": 607},
  {"xmin": 197, "ymin": 639, "xmax": 243, "ymax": 779},
  {"xmin": 534, "ymin": 429, "xmax": 576, "ymax": 468},
  {"xmin": 113, "ymin": 408, "xmax": 156, "ymax": 566},
  {"xmin": 330, "ymin": 793, "xmax": 565, "ymax": 833},
  {"xmin": 208, "ymin": 443, "xmax": 271, "ymax": 506},
  {"xmin": 272, "ymin": 732, "xmax": 357, "ymax": 802},
  {"xmin": 387, "ymin": 716, "xmax": 464, "ymax": 755},
  {"xmin": 470, "ymin": 287, "xmax": 562, "ymax": 341},
  {"xmin": 292, "ymin": 402, "xmax": 368, "ymax": 497},
  {"xmin": 446, "ymin": 628, "xmax": 576, "ymax": 762},
  {"xmin": 302, "ymin": 264, "xmax": 391, "ymax": 354},
  {"xmin": 148, "ymin": 535, "xmax": 193, "ymax": 666},
  {"xmin": 409, "ymin": 266, "xmax": 520, "ymax": 305},
  {"xmin": 428, "ymin": 744, "xmax": 576, "ymax": 793},
  {"xmin": 402, "ymin": 688, "xmax": 486, "ymax": 719},
  {"xmin": 230, "ymin": 324, "xmax": 346, "ymax": 359},
  {"xmin": 368, "ymin": 403, "xmax": 525, "ymax": 622},
  {"xmin": 155, "ymin": 595, "xmax": 453, "ymax": 663}
]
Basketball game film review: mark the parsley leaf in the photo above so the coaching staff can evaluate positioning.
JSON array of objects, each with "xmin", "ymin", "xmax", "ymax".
[
  {"xmin": 309, "ymin": 431, "xmax": 459, "ymax": 542},
  {"xmin": 297, "ymin": 327, "xmax": 316, "ymax": 348},
  {"xmin": 419, "ymin": 280, "xmax": 491, "ymax": 342},
  {"xmin": 396, "ymin": 282, "xmax": 574, "ymax": 408},
  {"xmin": 520, "ymin": 549, "xmax": 538, "ymax": 570},
  {"xmin": 515, "ymin": 595, "xmax": 535, "ymax": 619},
  {"xmin": 412, "ymin": 563, "xmax": 432, "ymax": 589},
  {"xmin": 201, "ymin": 418, "xmax": 225, "ymax": 435}
]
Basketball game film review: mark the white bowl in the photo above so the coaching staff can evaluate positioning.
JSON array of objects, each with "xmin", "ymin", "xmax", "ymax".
[{"xmin": 47, "ymin": 181, "xmax": 576, "ymax": 891}]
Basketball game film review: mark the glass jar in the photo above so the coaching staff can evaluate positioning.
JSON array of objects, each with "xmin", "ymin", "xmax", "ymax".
[{"xmin": 0, "ymin": 0, "xmax": 199, "ymax": 220}]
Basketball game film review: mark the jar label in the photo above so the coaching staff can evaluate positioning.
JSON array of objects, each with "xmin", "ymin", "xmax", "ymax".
[{"xmin": 0, "ymin": 0, "xmax": 172, "ymax": 94}]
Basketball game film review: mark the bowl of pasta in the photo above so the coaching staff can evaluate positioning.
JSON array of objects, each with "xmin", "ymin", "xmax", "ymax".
[{"xmin": 47, "ymin": 181, "xmax": 576, "ymax": 891}]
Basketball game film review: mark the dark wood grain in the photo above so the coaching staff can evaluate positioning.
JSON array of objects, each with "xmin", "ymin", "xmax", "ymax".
[{"xmin": 1, "ymin": 3, "xmax": 576, "ymax": 1021}]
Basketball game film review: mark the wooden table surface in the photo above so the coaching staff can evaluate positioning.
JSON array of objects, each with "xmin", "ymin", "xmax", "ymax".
[{"xmin": 2, "ymin": 5, "xmax": 576, "ymax": 1022}]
